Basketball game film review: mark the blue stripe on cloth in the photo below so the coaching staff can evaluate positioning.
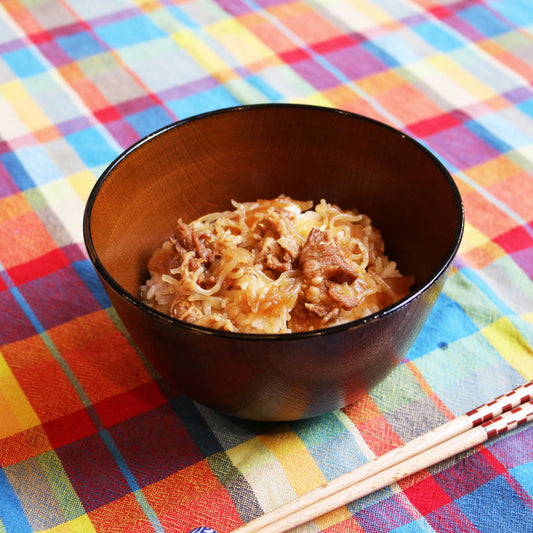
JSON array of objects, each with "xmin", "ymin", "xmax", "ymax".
[
  {"xmin": 406, "ymin": 292, "xmax": 479, "ymax": 360},
  {"xmin": 455, "ymin": 475, "xmax": 533, "ymax": 532},
  {"xmin": 14, "ymin": 146, "xmax": 62, "ymax": 186},
  {"xmin": 0, "ymin": 152, "xmax": 35, "ymax": 191},
  {"xmin": 170, "ymin": 397, "xmax": 225, "ymax": 457},
  {"xmin": 464, "ymin": 120, "xmax": 513, "ymax": 153},
  {"xmin": 167, "ymin": 5, "xmax": 201, "ymax": 28},
  {"xmin": 390, "ymin": 518, "xmax": 434, "ymax": 532},
  {"xmin": 95, "ymin": 15, "xmax": 167, "ymax": 48},
  {"xmin": 246, "ymin": 74, "xmax": 283, "ymax": 101},
  {"xmin": 71, "ymin": 260, "xmax": 112, "ymax": 309},
  {"xmin": 474, "ymin": 113, "xmax": 533, "ymax": 150},
  {"xmin": 293, "ymin": 412, "xmax": 368, "ymax": 480},
  {"xmin": 64, "ymin": 127, "xmax": 118, "ymax": 168},
  {"xmin": 459, "ymin": 268, "xmax": 516, "ymax": 317},
  {"xmin": 98, "ymin": 430, "xmax": 165, "ymax": 533},
  {"xmin": 361, "ymin": 40, "xmax": 401, "ymax": 68},
  {"xmin": 1, "ymin": 48, "xmax": 47, "ymax": 78},
  {"xmin": 509, "ymin": 461, "xmax": 533, "ymax": 499},
  {"xmin": 420, "ymin": 357, "xmax": 524, "ymax": 417},
  {"xmin": 9, "ymin": 286, "xmax": 45, "ymax": 334},
  {"xmin": 459, "ymin": 5, "xmax": 512, "ymax": 37},
  {"xmin": 0, "ymin": 470, "xmax": 33, "ymax": 533},
  {"xmin": 517, "ymin": 98, "xmax": 533, "ymax": 119},
  {"xmin": 364, "ymin": 34, "xmax": 416, "ymax": 66},
  {"xmin": 490, "ymin": 0, "xmax": 533, "ymax": 26},
  {"xmin": 167, "ymin": 86, "xmax": 241, "ymax": 120},
  {"xmin": 412, "ymin": 21, "xmax": 463, "ymax": 52}
]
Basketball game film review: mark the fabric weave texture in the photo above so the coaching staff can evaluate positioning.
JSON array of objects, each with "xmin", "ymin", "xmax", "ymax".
[{"xmin": 0, "ymin": 1, "xmax": 532, "ymax": 532}]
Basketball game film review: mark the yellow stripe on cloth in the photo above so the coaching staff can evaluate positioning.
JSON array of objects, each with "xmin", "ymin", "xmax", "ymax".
[
  {"xmin": 172, "ymin": 29, "xmax": 232, "ymax": 78},
  {"xmin": 0, "ymin": 352, "xmax": 41, "ymax": 437},
  {"xmin": 207, "ymin": 18, "xmax": 274, "ymax": 65},
  {"xmin": 257, "ymin": 428, "xmax": 353, "ymax": 529},
  {"xmin": 1, "ymin": 80, "xmax": 51, "ymax": 134},
  {"xmin": 36, "ymin": 515, "xmax": 96, "ymax": 533},
  {"xmin": 459, "ymin": 222, "xmax": 493, "ymax": 254},
  {"xmin": 482, "ymin": 317, "xmax": 533, "ymax": 379},
  {"xmin": 67, "ymin": 170, "xmax": 97, "ymax": 204},
  {"xmin": 429, "ymin": 53, "xmax": 498, "ymax": 102}
]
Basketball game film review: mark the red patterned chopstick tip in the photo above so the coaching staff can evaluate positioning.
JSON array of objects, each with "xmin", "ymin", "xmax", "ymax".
[
  {"xmin": 482, "ymin": 401, "xmax": 533, "ymax": 439},
  {"xmin": 466, "ymin": 381, "xmax": 533, "ymax": 426}
]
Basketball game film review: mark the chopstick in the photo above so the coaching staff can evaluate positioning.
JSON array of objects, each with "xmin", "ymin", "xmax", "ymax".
[{"xmin": 232, "ymin": 381, "xmax": 533, "ymax": 533}]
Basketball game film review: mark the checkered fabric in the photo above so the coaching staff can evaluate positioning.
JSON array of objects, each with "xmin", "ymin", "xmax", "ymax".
[{"xmin": 1, "ymin": 1, "xmax": 532, "ymax": 532}]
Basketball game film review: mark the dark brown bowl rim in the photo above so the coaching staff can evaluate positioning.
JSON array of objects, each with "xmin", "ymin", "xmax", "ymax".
[{"xmin": 83, "ymin": 103, "xmax": 464, "ymax": 341}]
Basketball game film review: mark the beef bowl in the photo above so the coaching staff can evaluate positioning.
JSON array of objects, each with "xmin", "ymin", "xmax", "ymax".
[{"xmin": 83, "ymin": 104, "xmax": 463, "ymax": 421}]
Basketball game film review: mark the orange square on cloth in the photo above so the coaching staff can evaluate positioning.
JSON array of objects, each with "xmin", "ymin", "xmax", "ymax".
[
  {"xmin": 88, "ymin": 492, "xmax": 157, "ymax": 533},
  {"xmin": 1, "ymin": 334, "xmax": 85, "ymax": 424},
  {"xmin": 143, "ymin": 460, "xmax": 244, "ymax": 533},
  {"xmin": 0, "ymin": 209, "xmax": 57, "ymax": 269},
  {"xmin": 47, "ymin": 310, "xmax": 155, "ymax": 404},
  {"xmin": 0, "ymin": 425, "xmax": 51, "ymax": 466},
  {"xmin": 268, "ymin": 2, "xmax": 341, "ymax": 45}
]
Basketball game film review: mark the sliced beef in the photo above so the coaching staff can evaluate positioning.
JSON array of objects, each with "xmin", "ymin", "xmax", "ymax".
[
  {"xmin": 172, "ymin": 219, "xmax": 216, "ymax": 263},
  {"xmin": 299, "ymin": 228, "xmax": 358, "ymax": 285},
  {"xmin": 255, "ymin": 209, "xmax": 301, "ymax": 273}
]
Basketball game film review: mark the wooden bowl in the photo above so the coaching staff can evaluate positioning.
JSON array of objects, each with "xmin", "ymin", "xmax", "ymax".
[{"xmin": 83, "ymin": 104, "xmax": 463, "ymax": 421}]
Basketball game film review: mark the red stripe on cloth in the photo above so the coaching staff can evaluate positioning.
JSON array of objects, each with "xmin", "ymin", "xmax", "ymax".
[
  {"xmin": 94, "ymin": 382, "xmax": 167, "ymax": 428},
  {"xmin": 28, "ymin": 30, "xmax": 52, "ymax": 45},
  {"xmin": 311, "ymin": 34, "xmax": 360, "ymax": 54},
  {"xmin": 408, "ymin": 112, "xmax": 462, "ymax": 137},
  {"xmin": 478, "ymin": 447, "xmax": 507, "ymax": 475},
  {"xmin": 279, "ymin": 48, "xmax": 311, "ymax": 63},
  {"xmin": 37, "ymin": 40, "xmax": 72, "ymax": 68},
  {"xmin": 115, "ymin": 94, "xmax": 155, "ymax": 115},
  {"xmin": 402, "ymin": 475, "xmax": 453, "ymax": 515},
  {"xmin": 493, "ymin": 225, "xmax": 533, "ymax": 253},
  {"xmin": 7, "ymin": 248, "xmax": 70, "ymax": 285},
  {"xmin": 94, "ymin": 106, "xmax": 123, "ymax": 123},
  {"xmin": 43, "ymin": 408, "xmax": 98, "ymax": 449},
  {"xmin": 47, "ymin": 20, "xmax": 87, "ymax": 39},
  {"xmin": 429, "ymin": 6, "xmax": 452, "ymax": 19}
]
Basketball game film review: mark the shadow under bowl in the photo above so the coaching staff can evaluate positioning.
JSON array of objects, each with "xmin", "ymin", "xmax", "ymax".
[{"xmin": 83, "ymin": 104, "xmax": 464, "ymax": 421}]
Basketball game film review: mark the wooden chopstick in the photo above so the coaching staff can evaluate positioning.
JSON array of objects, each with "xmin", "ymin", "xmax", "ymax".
[{"xmin": 232, "ymin": 381, "xmax": 533, "ymax": 533}]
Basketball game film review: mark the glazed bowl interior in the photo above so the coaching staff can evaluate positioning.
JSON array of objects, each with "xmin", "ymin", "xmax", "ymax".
[{"xmin": 84, "ymin": 104, "xmax": 463, "ymax": 420}]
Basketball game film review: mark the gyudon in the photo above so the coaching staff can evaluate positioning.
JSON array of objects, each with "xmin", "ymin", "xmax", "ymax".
[{"xmin": 140, "ymin": 196, "xmax": 413, "ymax": 333}]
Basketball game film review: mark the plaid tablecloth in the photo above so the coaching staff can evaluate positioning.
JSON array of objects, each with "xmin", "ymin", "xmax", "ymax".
[{"xmin": 1, "ymin": 1, "xmax": 532, "ymax": 532}]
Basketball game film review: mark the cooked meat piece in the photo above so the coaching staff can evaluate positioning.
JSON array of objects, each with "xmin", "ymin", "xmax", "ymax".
[
  {"xmin": 255, "ymin": 210, "xmax": 301, "ymax": 273},
  {"xmin": 328, "ymin": 284, "xmax": 360, "ymax": 309},
  {"xmin": 172, "ymin": 300, "xmax": 203, "ymax": 322},
  {"xmin": 172, "ymin": 219, "xmax": 216, "ymax": 263},
  {"xmin": 304, "ymin": 302, "xmax": 330, "ymax": 318},
  {"xmin": 257, "ymin": 236, "xmax": 291, "ymax": 272},
  {"xmin": 299, "ymin": 228, "xmax": 358, "ymax": 285},
  {"xmin": 321, "ymin": 307, "xmax": 340, "ymax": 324}
]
